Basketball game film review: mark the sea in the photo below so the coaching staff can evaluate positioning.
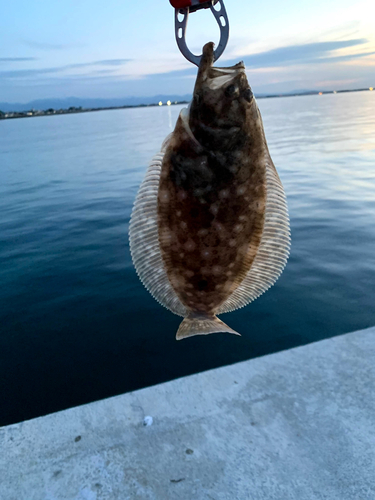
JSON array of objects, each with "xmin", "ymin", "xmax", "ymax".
[{"xmin": 1, "ymin": 91, "xmax": 374, "ymax": 425}]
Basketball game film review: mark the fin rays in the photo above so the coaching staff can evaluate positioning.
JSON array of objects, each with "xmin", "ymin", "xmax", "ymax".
[
  {"xmin": 217, "ymin": 155, "xmax": 291, "ymax": 314},
  {"xmin": 129, "ymin": 141, "xmax": 187, "ymax": 317},
  {"xmin": 176, "ymin": 315, "xmax": 240, "ymax": 340}
]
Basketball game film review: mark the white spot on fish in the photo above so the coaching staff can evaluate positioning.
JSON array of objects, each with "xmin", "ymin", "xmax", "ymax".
[
  {"xmin": 236, "ymin": 185, "xmax": 246, "ymax": 196},
  {"xmin": 234, "ymin": 224, "xmax": 243, "ymax": 233},
  {"xmin": 219, "ymin": 189, "xmax": 229, "ymax": 199},
  {"xmin": 159, "ymin": 190, "xmax": 170, "ymax": 203},
  {"xmin": 202, "ymin": 249, "xmax": 211, "ymax": 259},
  {"xmin": 212, "ymin": 265, "xmax": 222, "ymax": 276},
  {"xmin": 180, "ymin": 221, "xmax": 187, "ymax": 230},
  {"xmin": 213, "ymin": 221, "xmax": 224, "ymax": 233},
  {"xmin": 229, "ymin": 239, "xmax": 237, "ymax": 247},
  {"xmin": 198, "ymin": 228, "xmax": 209, "ymax": 237},
  {"xmin": 184, "ymin": 239, "xmax": 196, "ymax": 252},
  {"xmin": 210, "ymin": 203, "xmax": 219, "ymax": 215}
]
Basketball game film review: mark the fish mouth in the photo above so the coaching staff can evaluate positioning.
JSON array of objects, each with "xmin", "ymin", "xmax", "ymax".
[
  {"xmin": 199, "ymin": 44, "xmax": 246, "ymax": 90},
  {"xmin": 207, "ymin": 63, "xmax": 245, "ymax": 90},
  {"xmin": 212, "ymin": 61, "xmax": 245, "ymax": 73}
]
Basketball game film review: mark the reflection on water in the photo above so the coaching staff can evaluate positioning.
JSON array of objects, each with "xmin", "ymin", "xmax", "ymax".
[{"xmin": 0, "ymin": 91, "xmax": 374, "ymax": 425}]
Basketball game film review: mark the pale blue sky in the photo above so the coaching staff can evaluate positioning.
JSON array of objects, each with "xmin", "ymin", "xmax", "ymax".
[{"xmin": 1, "ymin": 0, "xmax": 374, "ymax": 102}]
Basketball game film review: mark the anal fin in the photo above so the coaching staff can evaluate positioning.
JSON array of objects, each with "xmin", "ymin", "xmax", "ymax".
[{"xmin": 176, "ymin": 315, "xmax": 240, "ymax": 340}]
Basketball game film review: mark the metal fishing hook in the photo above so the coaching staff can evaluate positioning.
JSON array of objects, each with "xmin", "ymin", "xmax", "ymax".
[{"xmin": 170, "ymin": 0, "xmax": 229, "ymax": 66}]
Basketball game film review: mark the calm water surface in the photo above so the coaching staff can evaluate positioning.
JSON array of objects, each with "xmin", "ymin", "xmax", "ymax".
[{"xmin": 1, "ymin": 91, "xmax": 374, "ymax": 425}]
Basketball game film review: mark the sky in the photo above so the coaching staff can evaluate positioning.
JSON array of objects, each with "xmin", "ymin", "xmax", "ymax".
[{"xmin": 1, "ymin": 0, "xmax": 374, "ymax": 103}]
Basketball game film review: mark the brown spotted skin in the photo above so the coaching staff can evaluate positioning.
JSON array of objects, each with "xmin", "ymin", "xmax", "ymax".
[{"xmin": 157, "ymin": 43, "xmax": 268, "ymax": 317}]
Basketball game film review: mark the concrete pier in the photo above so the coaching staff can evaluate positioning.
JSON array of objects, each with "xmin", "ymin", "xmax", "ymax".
[{"xmin": 1, "ymin": 326, "xmax": 375, "ymax": 500}]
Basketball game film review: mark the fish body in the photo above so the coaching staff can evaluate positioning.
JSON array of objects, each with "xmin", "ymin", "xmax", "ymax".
[{"xmin": 129, "ymin": 43, "xmax": 290, "ymax": 340}]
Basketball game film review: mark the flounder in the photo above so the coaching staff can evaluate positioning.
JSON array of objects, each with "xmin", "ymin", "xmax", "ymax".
[{"xmin": 129, "ymin": 42, "xmax": 290, "ymax": 340}]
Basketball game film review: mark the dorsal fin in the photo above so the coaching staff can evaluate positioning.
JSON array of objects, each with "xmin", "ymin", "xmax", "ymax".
[
  {"xmin": 129, "ymin": 136, "xmax": 187, "ymax": 317},
  {"xmin": 217, "ymin": 153, "xmax": 290, "ymax": 313}
]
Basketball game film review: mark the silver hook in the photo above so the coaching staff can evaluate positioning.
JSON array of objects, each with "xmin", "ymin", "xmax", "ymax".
[{"xmin": 174, "ymin": 0, "xmax": 229, "ymax": 67}]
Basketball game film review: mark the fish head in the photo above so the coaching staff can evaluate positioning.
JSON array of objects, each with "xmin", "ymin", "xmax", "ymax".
[{"xmin": 189, "ymin": 42, "xmax": 256, "ymax": 150}]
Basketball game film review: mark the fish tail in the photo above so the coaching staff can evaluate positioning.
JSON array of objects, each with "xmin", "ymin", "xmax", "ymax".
[{"xmin": 176, "ymin": 314, "xmax": 240, "ymax": 341}]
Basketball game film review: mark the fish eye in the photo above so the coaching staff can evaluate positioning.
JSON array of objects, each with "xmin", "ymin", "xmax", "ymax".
[
  {"xmin": 243, "ymin": 88, "xmax": 253, "ymax": 103},
  {"xmin": 225, "ymin": 84, "xmax": 238, "ymax": 98}
]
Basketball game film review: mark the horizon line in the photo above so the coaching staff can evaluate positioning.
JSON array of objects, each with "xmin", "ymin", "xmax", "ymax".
[{"xmin": 1, "ymin": 87, "xmax": 374, "ymax": 118}]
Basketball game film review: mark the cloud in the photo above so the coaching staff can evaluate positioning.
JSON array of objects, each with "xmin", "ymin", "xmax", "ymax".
[
  {"xmin": 0, "ymin": 57, "xmax": 37, "ymax": 62},
  {"xmin": 0, "ymin": 68, "xmax": 59, "ymax": 78},
  {"xmin": 145, "ymin": 38, "xmax": 371, "ymax": 80},
  {"xmin": 1, "ymin": 38, "xmax": 373, "ymax": 102},
  {"xmin": 237, "ymin": 39, "xmax": 370, "ymax": 68},
  {"xmin": 22, "ymin": 40, "xmax": 78, "ymax": 50},
  {"xmin": 68, "ymin": 59, "xmax": 132, "ymax": 69},
  {"xmin": 0, "ymin": 59, "xmax": 132, "ymax": 79},
  {"xmin": 311, "ymin": 51, "xmax": 375, "ymax": 65},
  {"xmin": 146, "ymin": 67, "xmax": 196, "ymax": 80},
  {"xmin": 94, "ymin": 59, "xmax": 132, "ymax": 66},
  {"xmin": 2, "ymin": 39, "xmax": 370, "ymax": 82}
]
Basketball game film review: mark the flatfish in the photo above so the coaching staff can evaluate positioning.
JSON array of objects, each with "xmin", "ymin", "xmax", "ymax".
[{"xmin": 129, "ymin": 42, "xmax": 290, "ymax": 340}]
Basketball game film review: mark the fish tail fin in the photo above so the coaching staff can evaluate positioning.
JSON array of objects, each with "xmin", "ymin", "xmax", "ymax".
[{"xmin": 176, "ymin": 314, "xmax": 240, "ymax": 341}]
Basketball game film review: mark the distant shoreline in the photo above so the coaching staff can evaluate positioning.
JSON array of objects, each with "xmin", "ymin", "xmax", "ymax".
[{"xmin": 1, "ymin": 87, "xmax": 373, "ymax": 120}]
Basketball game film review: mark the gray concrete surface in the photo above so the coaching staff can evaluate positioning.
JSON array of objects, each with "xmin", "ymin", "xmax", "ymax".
[{"xmin": 1, "ymin": 327, "xmax": 375, "ymax": 500}]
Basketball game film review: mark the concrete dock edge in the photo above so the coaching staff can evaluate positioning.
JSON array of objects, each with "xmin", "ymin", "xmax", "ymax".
[{"xmin": 1, "ymin": 327, "xmax": 375, "ymax": 499}]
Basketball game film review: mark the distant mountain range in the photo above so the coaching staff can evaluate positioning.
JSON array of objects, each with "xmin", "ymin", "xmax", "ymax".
[
  {"xmin": 0, "ymin": 91, "xmax": 312, "ymax": 112},
  {"xmin": 0, "ymin": 95, "xmax": 193, "ymax": 113},
  {"xmin": 1, "ymin": 87, "xmax": 371, "ymax": 114}
]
